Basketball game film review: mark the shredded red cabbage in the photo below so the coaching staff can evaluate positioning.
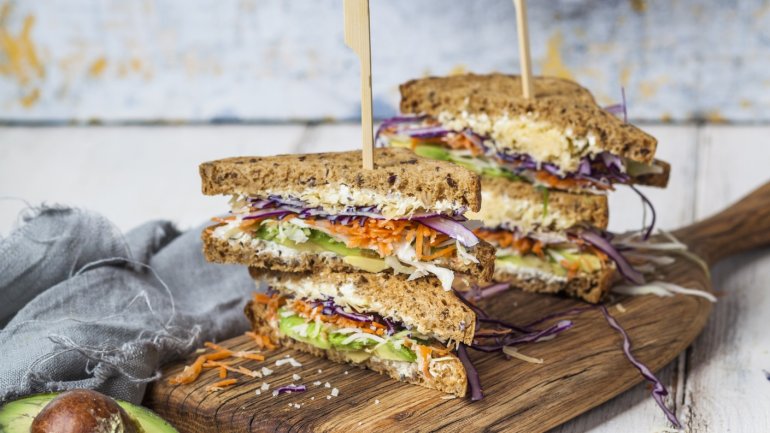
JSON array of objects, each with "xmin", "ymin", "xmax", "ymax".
[
  {"xmin": 604, "ymin": 87, "xmax": 628, "ymax": 123},
  {"xmin": 466, "ymin": 282, "xmax": 510, "ymax": 302},
  {"xmin": 598, "ymin": 305, "xmax": 681, "ymax": 428},
  {"xmin": 629, "ymin": 184, "xmax": 657, "ymax": 240},
  {"xmin": 275, "ymin": 385, "xmax": 307, "ymax": 394},
  {"xmin": 576, "ymin": 229, "xmax": 645, "ymax": 285},
  {"xmin": 457, "ymin": 344, "xmax": 484, "ymax": 401}
]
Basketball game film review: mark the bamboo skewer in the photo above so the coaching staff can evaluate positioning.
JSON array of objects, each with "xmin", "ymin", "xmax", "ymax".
[
  {"xmin": 513, "ymin": 0, "xmax": 534, "ymax": 100},
  {"xmin": 343, "ymin": 0, "xmax": 374, "ymax": 170}
]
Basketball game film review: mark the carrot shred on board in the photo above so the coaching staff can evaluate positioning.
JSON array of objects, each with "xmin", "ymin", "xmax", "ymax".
[
  {"xmin": 237, "ymin": 353, "xmax": 266, "ymax": 362},
  {"xmin": 219, "ymin": 367, "xmax": 227, "ymax": 379},
  {"xmin": 204, "ymin": 341, "xmax": 230, "ymax": 353},
  {"xmin": 245, "ymin": 331, "xmax": 278, "ymax": 350},
  {"xmin": 206, "ymin": 379, "xmax": 237, "ymax": 392},
  {"xmin": 167, "ymin": 349, "xmax": 232, "ymax": 385}
]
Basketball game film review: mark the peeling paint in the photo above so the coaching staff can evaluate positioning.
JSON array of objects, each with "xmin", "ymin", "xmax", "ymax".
[
  {"xmin": 19, "ymin": 86, "xmax": 38, "ymax": 107},
  {"xmin": 541, "ymin": 32, "xmax": 573, "ymax": 80},
  {"xmin": 0, "ymin": 14, "xmax": 44, "ymax": 85},
  {"xmin": 88, "ymin": 57, "xmax": 108, "ymax": 77},
  {"xmin": 639, "ymin": 77, "xmax": 669, "ymax": 100}
]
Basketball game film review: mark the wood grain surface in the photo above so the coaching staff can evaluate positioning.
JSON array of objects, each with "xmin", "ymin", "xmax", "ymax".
[{"xmin": 145, "ymin": 182, "xmax": 770, "ymax": 432}]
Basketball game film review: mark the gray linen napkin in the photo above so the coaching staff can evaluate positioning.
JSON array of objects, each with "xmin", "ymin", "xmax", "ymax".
[{"xmin": 0, "ymin": 206, "xmax": 254, "ymax": 404}]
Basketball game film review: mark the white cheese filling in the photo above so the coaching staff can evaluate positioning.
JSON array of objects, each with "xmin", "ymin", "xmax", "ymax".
[
  {"xmin": 467, "ymin": 191, "xmax": 574, "ymax": 232},
  {"xmin": 437, "ymin": 111, "xmax": 601, "ymax": 173}
]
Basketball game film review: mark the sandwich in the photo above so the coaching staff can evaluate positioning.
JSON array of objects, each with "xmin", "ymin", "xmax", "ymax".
[
  {"xmin": 244, "ymin": 271, "xmax": 475, "ymax": 397},
  {"xmin": 199, "ymin": 148, "xmax": 495, "ymax": 290},
  {"xmin": 468, "ymin": 177, "xmax": 630, "ymax": 303},
  {"xmin": 379, "ymin": 73, "xmax": 658, "ymax": 303},
  {"xmin": 378, "ymin": 73, "xmax": 669, "ymax": 193}
]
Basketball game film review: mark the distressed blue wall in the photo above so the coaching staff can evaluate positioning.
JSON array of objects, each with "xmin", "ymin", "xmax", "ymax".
[{"xmin": 0, "ymin": 0, "xmax": 768, "ymax": 123}]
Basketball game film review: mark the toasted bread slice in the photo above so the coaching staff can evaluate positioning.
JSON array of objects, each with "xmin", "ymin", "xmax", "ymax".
[
  {"xmin": 249, "ymin": 269, "xmax": 476, "ymax": 345},
  {"xmin": 399, "ymin": 73, "xmax": 657, "ymax": 166},
  {"xmin": 202, "ymin": 226, "xmax": 497, "ymax": 282},
  {"xmin": 200, "ymin": 147, "xmax": 481, "ymax": 213},
  {"xmin": 245, "ymin": 300, "xmax": 468, "ymax": 397},
  {"xmin": 493, "ymin": 261, "xmax": 615, "ymax": 304},
  {"xmin": 469, "ymin": 177, "xmax": 609, "ymax": 232}
]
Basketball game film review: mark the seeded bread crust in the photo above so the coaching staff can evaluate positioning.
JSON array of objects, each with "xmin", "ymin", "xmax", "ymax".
[
  {"xmin": 199, "ymin": 148, "xmax": 481, "ymax": 212},
  {"xmin": 476, "ymin": 177, "xmax": 609, "ymax": 231},
  {"xmin": 249, "ymin": 269, "xmax": 476, "ymax": 345},
  {"xmin": 399, "ymin": 73, "xmax": 658, "ymax": 164},
  {"xmin": 493, "ymin": 263, "xmax": 616, "ymax": 304},
  {"xmin": 202, "ymin": 227, "xmax": 496, "ymax": 281},
  {"xmin": 245, "ymin": 301, "xmax": 467, "ymax": 397}
]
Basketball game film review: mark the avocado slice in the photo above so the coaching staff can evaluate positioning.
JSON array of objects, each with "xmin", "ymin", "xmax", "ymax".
[
  {"xmin": 413, "ymin": 144, "xmax": 451, "ymax": 161},
  {"xmin": 374, "ymin": 342, "xmax": 417, "ymax": 363},
  {"xmin": 0, "ymin": 393, "xmax": 178, "ymax": 433},
  {"xmin": 279, "ymin": 313, "xmax": 331, "ymax": 350},
  {"xmin": 308, "ymin": 231, "xmax": 366, "ymax": 257}
]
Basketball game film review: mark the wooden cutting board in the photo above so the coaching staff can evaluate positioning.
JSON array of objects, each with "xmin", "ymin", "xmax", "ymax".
[{"xmin": 145, "ymin": 182, "xmax": 770, "ymax": 433}]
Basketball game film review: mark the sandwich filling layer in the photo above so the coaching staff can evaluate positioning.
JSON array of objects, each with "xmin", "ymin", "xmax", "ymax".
[
  {"xmin": 474, "ymin": 228, "xmax": 609, "ymax": 281},
  {"xmin": 379, "ymin": 115, "xmax": 663, "ymax": 192},
  {"xmin": 212, "ymin": 194, "xmax": 482, "ymax": 290},
  {"xmin": 254, "ymin": 292, "xmax": 460, "ymax": 380}
]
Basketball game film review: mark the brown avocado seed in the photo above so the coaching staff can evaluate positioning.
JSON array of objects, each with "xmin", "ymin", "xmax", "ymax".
[{"xmin": 31, "ymin": 389, "xmax": 141, "ymax": 433}]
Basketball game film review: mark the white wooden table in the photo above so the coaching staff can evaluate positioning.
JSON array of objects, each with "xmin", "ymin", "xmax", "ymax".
[{"xmin": 1, "ymin": 124, "xmax": 768, "ymax": 432}]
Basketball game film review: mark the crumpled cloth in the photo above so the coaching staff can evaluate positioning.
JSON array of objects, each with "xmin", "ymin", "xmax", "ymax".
[{"xmin": 0, "ymin": 206, "xmax": 254, "ymax": 404}]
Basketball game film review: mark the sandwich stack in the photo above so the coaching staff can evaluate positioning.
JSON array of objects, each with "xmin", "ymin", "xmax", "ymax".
[
  {"xmin": 199, "ymin": 148, "xmax": 495, "ymax": 397},
  {"xmin": 379, "ymin": 73, "xmax": 669, "ymax": 303}
]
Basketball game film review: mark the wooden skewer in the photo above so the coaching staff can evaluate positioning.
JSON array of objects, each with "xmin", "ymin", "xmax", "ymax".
[
  {"xmin": 343, "ymin": 0, "xmax": 374, "ymax": 170},
  {"xmin": 513, "ymin": 0, "xmax": 534, "ymax": 99}
]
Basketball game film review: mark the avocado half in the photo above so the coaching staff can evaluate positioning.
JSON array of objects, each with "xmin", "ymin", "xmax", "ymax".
[{"xmin": 0, "ymin": 393, "xmax": 178, "ymax": 433}]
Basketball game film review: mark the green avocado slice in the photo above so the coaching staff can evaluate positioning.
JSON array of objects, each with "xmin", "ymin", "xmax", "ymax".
[{"xmin": 0, "ymin": 393, "xmax": 178, "ymax": 433}]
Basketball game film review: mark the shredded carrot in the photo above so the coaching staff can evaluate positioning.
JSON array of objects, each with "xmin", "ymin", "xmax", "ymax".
[
  {"xmin": 239, "ymin": 219, "xmax": 259, "ymax": 229},
  {"xmin": 309, "ymin": 218, "xmax": 445, "ymax": 258},
  {"xmin": 245, "ymin": 331, "xmax": 278, "ymax": 350},
  {"xmin": 219, "ymin": 366, "xmax": 227, "ymax": 379},
  {"xmin": 211, "ymin": 216, "xmax": 236, "ymax": 224},
  {"xmin": 252, "ymin": 293, "xmax": 273, "ymax": 305},
  {"xmin": 167, "ymin": 350, "xmax": 233, "ymax": 385},
  {"xmin": 423, "ymin": 244, "xmax": 457, "ymax": 260},
  {"xmin": 560, "ymin": 260, "xmax": 580, "ymax": 279},
  {"xmin": 206, "ymin": 378, "xmax": 237, "ymax": 391},
  {"xmin": 415, "ymin": 224, "xmax": 425, "ymax": 260},
  {"xmin": 236, "ymin": 353, "xmax": 266, "ymax": 362},
  {"xmin": 204, "ymin": 341, "xmax": 230, "ymax": 352},
  {"xmin": 417, "ymin": 345, "xmax": 433, "ymax": 378}
]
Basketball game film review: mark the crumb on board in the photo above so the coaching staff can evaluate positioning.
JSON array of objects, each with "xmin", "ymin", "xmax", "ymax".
[
  {"xmin": 313, "ymin": 381, "xmax": 322, "ymax": 386},
  {"xmin": 324, "ymin": 382, "xmax": 331, "ymax": 388},
  {"xmin": 261, "ymin": 366, "xmax": 274, "ymax": 376},
  {"xmin": 331, "ymin": 388, "xmax": 339, "ymax": 397},
  {"xmin": 292, "ymin": 373, "xmax": 301, "ymax": 381},
  {"xmin": 616, "ymin": 303, "xmax": 627, "ymax": 313}
]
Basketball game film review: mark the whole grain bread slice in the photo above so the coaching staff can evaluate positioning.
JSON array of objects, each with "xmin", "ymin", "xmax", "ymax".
[
  {"xmin": 400, "ymin": 73, "xmax": 657, "ymax": 165},
  {"xmin": 249, "ymin": 269, "xmax": 476, "ymax": 345},
  {"xmin": 471, "ymin": 177, "xmax": 609, "ymax": 231},
  {"xmin": 245, "ymin": 301, "xmax": 467, "ymax": 397},
  {"xmin": 202, "ymin": 226, "xmax": 496, "ymax": 281},
  {"xmin": 200, "ymin": 147, "xmax": 481, "ymax": 212},
  {"xmin": 493, "ymin": 262, "xmax": 615, "ymax": 304}
]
